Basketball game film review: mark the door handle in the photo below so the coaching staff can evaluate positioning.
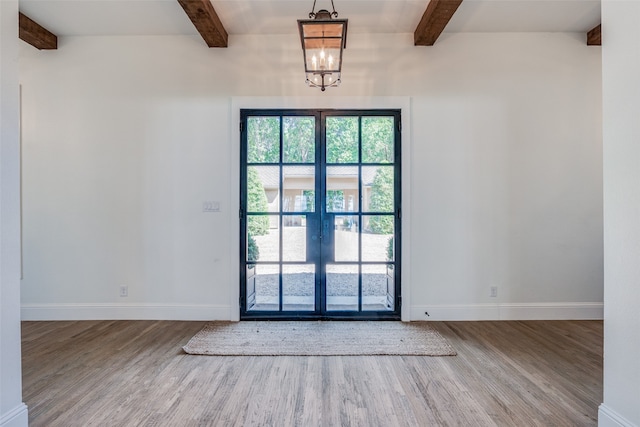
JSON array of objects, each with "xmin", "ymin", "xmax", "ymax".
[
  {"xmin": 320, "ymin": 219, "xmax": 331, "ymax": 240},
  {"xmin": 312, "ymin": 220, "xmax": 329, "ymax": 241}
]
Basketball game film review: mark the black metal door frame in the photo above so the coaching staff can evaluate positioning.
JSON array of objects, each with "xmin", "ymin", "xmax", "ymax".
[{"xmin": 240, "ymin": 109, "xmax": 401, "ymax": 320}]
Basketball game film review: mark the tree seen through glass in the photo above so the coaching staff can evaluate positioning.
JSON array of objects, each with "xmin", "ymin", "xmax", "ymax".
[
  {"xmin": 368, "ymin": 167, "xmax": 394, "ymax": 234},
  {"xmin": 247, "ymin": 117, "xmax": 280, "ymax": 163},
  {"xmin": 283, "ymin": 117, "xmax": 315, "ymax": 163},
  {"xmin": 362, "ymin": 117, "xmax": 394, "ymax": 163},
  {"xmin": 326, "ymin": 117, "xmax": 359, "ymax": 163}
]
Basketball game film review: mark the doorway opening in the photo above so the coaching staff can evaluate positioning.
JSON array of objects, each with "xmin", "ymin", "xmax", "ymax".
[{"xmin": 240, "ymin": 109, "xmax": 401, "ymax": 320}]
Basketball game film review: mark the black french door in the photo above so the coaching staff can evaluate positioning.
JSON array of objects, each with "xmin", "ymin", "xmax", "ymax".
[{"xmin": 240, "ymin": 109, "xmax": 401, "ymax": 320}]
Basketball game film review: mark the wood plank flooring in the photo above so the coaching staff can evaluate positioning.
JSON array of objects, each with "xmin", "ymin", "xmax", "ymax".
[{"xmin": 21, "ymin": 320, "xmax": 602, "ymax": 426}]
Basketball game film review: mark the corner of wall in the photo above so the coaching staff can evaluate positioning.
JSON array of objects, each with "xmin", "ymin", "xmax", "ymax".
[
  {"xmin": 599, "ymin": 404, "xmax": 638, "ymax": 427},
  {"xmin": 0, "ymin": 404, "xmax": 28, "ymax": 427}
]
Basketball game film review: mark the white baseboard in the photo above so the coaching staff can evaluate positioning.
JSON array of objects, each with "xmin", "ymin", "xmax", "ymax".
[
  {"xmin": 599, "ymin": 404, "xmax": 638, "ymax": 427},
  {"xmin": 410, "ymin": 302, "xmax": 603, "ymax": 321},
  {"xmin": 22, "ymin": 302, "xmax": 603, "ymax": 322},
  {"xmin": 21, "ymin": 303, "xmax": 234, "ymax": 321},
  {"xmin": 411, "ymin": 304, "xmax": 500, "ymax": 321},
  {"xmin": 0, "ymin": 403, "xmax": 28, "ymax": 427}
]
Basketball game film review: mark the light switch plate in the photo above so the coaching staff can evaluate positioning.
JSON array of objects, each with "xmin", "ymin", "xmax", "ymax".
[{"xmin": 203, "ymin": 201, "xmax": 220, "ymax": 212}]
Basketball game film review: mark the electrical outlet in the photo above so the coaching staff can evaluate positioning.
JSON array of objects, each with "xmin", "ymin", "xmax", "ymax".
[
  {"xmin": 119, "ymin": 285, "xmax": 128, "ymax": 297},
  {"xmin": 490, "ymin": 286, "xmax": 498, "ymax": 298}
]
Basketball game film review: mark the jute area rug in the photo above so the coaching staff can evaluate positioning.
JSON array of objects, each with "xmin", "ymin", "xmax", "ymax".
[{"xmin": 183, "ymin": 321, "xmax": 457, "ymax": 356}]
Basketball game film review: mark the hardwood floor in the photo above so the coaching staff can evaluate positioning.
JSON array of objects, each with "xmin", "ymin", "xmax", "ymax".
[{"xmin": 22, "ymin": 320, "xmax": 602, "ymax": 426}]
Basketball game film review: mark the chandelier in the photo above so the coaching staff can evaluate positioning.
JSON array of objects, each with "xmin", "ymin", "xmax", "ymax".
[{"xmin": 297, "ymin": 0, "xmax": 348, "ymax": 91}]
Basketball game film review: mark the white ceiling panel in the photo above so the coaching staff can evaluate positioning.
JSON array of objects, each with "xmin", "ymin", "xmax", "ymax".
[
  {"xmin": 17, "ymin": 0, "xmax": 601, "ymax": 37},
  {"xmin": 446, "ymin": 0, "xmax": 601, "ymax": 33},
  {"xmin": 19, "ymin": 0, "xmax": 197, "ymax": 36}
]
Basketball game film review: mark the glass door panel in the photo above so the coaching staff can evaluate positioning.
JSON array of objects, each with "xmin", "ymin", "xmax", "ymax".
[
  {"xmin": 326, "ymin": 117, "xmax": 358, "ymax": 163},
  {"xmin": 283, "ymin": 264, "xmax": 315, "ymax": 311},
  {"xmin": 361, "ymin": 215, "xmax": 394, "ymax": 262},
  {"xmin": 361, "ymin": 116, "xmax": 394, "ymax": 164},
  {"xmin": 247, "ymin": 215, "xmax": 279, "ymax": 262},
  {"xmin": 249, "ymin": 264, "xmax": 279, "ymax": 311},
  {"xmin": 283, "ymin": 117, "xmax": 315, "ymax": 163},
  {"xmin": 362, "ymin": 166, "xmax": 394, "ymax": 213},
  {"xmin": 334, "ymin": 216, "xmax": 358, "ymax": 262},
  {"xmin": 362, "ymin": 264, "xmax": 394, "ymax": 311},
  {"xmin": 282, "ymin": 165, "xmax": 315, "ymax": 212},
  {"xmin": 247, "ymin": 166, "xmax": 280, "ymax": 213},
  {"xmin": 326, "ymin": 264, "xmax": 359, "ymax": 311},
  {"xmin": 326, "ymin": 166, "xmax": 359, "ymax": 213},
  {"xmin": 247, "ymin": 117, "xmax": 280, "ymax": 163}
]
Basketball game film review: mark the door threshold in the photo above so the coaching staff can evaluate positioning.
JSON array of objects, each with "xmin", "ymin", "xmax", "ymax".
[{"xmin": 240, "ymin": 313, "xmax": 401, "ymax": 321}]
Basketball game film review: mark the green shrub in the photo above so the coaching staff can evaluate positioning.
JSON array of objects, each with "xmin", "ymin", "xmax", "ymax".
[
  {"xmin": 247, "ymin": 167, "xmax": 269, "ymax": 236},
  {"xmin": 247, "ymin": 235, "xmax": 259, "ymax": 262},
  {"xmin": 368, "ymin": 167, "xmax": 394, "ymax": 234},
  {"xmin": 387, "ymin": 236, "xmax": 394, "ymax": 261}
]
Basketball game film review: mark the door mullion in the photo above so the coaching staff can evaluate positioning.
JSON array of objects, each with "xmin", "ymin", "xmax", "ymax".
[
  {"xmin": 316, "ymin": 111, "xmax": 324, "ymax": 314},
  {"xmin": 357, "ymin": 116, "xmax": 363, "ymax": 313},
  {"xmin": 278, "ymin": 116, "xmax": 284, "ymax": 312}
]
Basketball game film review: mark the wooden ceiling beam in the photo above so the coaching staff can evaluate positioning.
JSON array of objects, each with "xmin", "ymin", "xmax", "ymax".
[
  {"xmin": 414, "ymin": 0, "xmax": 463, "ymax": 46},
  {"xmin": 19, "ymin": 12, "xmax": 57, "ymax": 50},
  {"xmin": 178, "ymin": 0, "xmax": 228, "ymax": 48},
  {"xmin": 587, "ymin": 24, "xmax": 601, "ymax": 46}
]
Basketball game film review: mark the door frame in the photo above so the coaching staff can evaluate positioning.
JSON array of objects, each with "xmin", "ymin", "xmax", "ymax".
[
  {"xmin": 230, "ymin": 97, "xmax": 412, "ymax": 321},
  {"xmin": 239, "ymin": 109, "xmax": 401, "ymax": 320}
]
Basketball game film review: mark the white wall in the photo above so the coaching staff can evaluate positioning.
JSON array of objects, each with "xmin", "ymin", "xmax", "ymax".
[
  {"xmin": 0, "ymin": 1, "xmax": 29, "ymax": 426},
  {"xmin": 19, "ymin": 31, "xmax": 603, "ymax": 321},
  {"xmin": 600, "ymin": 1, "xmax": 640, "ymax": 426}
]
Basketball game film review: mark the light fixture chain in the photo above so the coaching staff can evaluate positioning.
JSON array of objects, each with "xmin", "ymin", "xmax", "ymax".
[
  {"xmin": 309, "ymin": 0, "xmax": 317, "ymax": 18},
  {"xmin": 309, "ymin": 0, "xmax": 339, "ymax": 18}
]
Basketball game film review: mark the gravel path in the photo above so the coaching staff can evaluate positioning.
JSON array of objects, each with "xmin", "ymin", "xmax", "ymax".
[
  {"xmin": 253, "ymin": 227, "xmax": 393, "ymax": 264},
  {"xmin": 251, "ymin": 227, "xmax": 394, "ymax": 298}
]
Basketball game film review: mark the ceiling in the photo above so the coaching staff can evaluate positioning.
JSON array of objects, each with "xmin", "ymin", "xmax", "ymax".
[{"xmin": 18, "ymin": 0, "xmax": 601, "ymax": 39}]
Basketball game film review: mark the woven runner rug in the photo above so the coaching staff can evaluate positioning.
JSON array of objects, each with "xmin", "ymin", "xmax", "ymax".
[{"xmin": 183, "ymin": 321, "xmax": 457, "ymax": 356}]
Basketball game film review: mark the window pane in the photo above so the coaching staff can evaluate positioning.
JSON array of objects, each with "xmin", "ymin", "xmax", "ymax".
[
  {"xmin": 326, "ymin": 116, "xmax": 358, "ymax": 163},
  {"xmin": 248, "ymin": 215, "xmax": 279, "ymax": 262},
  {"xmin": 283, "ymin": 117, "xmax": 315, "ymax": 163},
  {"xmin": 362, "ymin": 166, "xmax": 394, "ymax": 213},
  {"xmin": 247, "ymin": 117, "xmax": 280, "ymax": 163},
  {"xmin": 283, "ymin": 166, "xmax": 315, "ymax": 212},
  {"xmin": 334, "ymin": 215, "xmax": 358, "ymax": 262},
  {"xmin": 283, "ymin": 264, "xmax": 315, "ymax": 311},
  {"xmin": 326, "ymin": 166, "xmax": 359, "ymax": 213},
  {"xmin": 303, "ymin": 190, "xmax": 315, "ymax": 212},
  {"xmin": 247, "ymin": 264, "xmax": 279, "ymax": 311},
  {"xmin": 362, "ymin": 117, "xmax": 394, "ymax": 163},
  {"xmin": 247, "ymin": 166, "xmax": 279, "ymax": 213},
  {"xmin": 326, "ymin": 264, "xmax": 358, "ymax": 311},
  {"xmin": 362, "ymin": 215, "xmax": 394, "ymax": 262},
  {"xmin": 362, "ymin": 264, "xmax": 394, "ymax": 311},
  {"xmin": 283, "ymin": 215, "xmax": 307, "ymax": 262}
]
